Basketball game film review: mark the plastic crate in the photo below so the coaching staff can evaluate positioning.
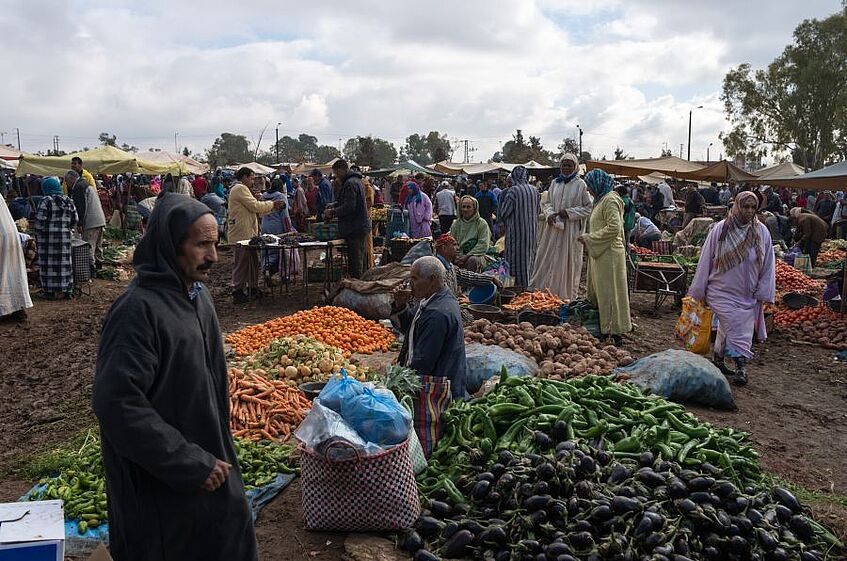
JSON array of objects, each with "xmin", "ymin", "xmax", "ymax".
[{"xmin": 308, "ymin": 222, "xmax": 339, "ymax": 241}]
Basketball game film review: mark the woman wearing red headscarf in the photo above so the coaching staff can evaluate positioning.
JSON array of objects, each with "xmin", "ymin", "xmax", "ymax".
[{"xmin": 688, "ymin": 191, "xmax": 775, "ymax": 385}]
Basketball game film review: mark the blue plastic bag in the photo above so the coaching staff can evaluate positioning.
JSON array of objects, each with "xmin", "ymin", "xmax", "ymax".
[
  {"xmin": 341, "ymin": 387, "xmax": 411, "ymax": 445},
  {"xmin": 318, "ymin": 369, "xmax": 364, "ymax": 413}
]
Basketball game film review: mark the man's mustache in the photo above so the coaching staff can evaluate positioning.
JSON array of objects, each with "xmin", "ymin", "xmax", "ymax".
[{"xmin": 197, "ymin": 262, "xmax": 214, "ymax": 271}]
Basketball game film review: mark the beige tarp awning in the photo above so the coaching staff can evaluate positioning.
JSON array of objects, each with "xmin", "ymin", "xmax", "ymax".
[
  {"xmin": 0, "ymin": 146, "xmax": 23, "ymax": 160},
  {"xmin": 143, "ymin": 151, "xmax": 209, "ymax": 175},
  {"xmin": 0, "ymin": 158, "xmax": 17, "ymax": 170},
  {"xmin": 590, "ymin": 157, "xmax": 755, "ymax": 183},
  {"xmin": 289, "ymin": 158, "xmax": 340, "ymax": 176},
  {"xmin": 15, "ymin": 145, "xmax": 186, "ymax": 177},
  {"xmin": 430, "ymin": 160, "xmax": 560, "ymax": 176},
  {"xmin": 587, "ymin": 156, "xmax": 703, "ymax": 177},
  {"xmin": 748, "ymin": 160, "xmax": 847, "ymax": 191},
  {"xmin": 752, "ymin": 161, "xmax": 806, "ymax": 180},
  {"xmin": 674, "ymin": 160, "xmax": 757, "ymax": 182}
]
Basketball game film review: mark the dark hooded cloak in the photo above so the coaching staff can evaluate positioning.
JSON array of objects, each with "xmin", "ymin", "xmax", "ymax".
[{"xmin": 92, "ymin": 194, "xmax": 257, "ymax": 561}]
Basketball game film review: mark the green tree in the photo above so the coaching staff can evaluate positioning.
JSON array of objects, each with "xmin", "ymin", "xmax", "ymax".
[
  {"xmin": 205, "ymin": 133, "xmax": 252, "ymax": 168},
  {"xmin": 614, "ymin": 146, "xmax": 629, "ymax": 160},
  {"xmin": 314, "ymin": 145, "xmax": 341, "ymax": 163},
  {"xmin": 343, "ymin": 136, "xmax": 397, "ymax": 168},
  {"xmin": 98, "ymin": 132, "xmax": 117, "ymax": 146},
  {"xmin": 120, "ymin": 142, "xmax": 138, "ymax": 153},
  {"xmin": 721, "ymin": 10, "xmax": 847, "ymax": 169},
  {"xmin": 555, "ymin": 137, "xmax": 592, "ymax": 163},
  {"xmin": 182, "ymin": 146, "xmax": 190, "ymax": 157},
  {"xmin": 400, "ymin": 131, "xmax": 453, "ymax": 164},
  {"xmin": 660, "ymin": 147, "xmax": 673, "ymax": 157}
]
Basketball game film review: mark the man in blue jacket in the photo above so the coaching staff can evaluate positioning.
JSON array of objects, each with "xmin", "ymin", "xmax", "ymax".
[{"xmin": 391, "ymin": 256, "xmax": 467, "ymax": 399}]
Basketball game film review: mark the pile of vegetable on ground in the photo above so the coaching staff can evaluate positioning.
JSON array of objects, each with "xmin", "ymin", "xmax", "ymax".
[
  {"xmin": 629, "ymin": 245, "xmax": 657, "ymax": 256},
  {"xmin": 774, "ymin": 307, "xmax": 847, "ymax": 350},
  {"xmin": 228, "ymin": 367, "xmax": 314, "ymax": 441},
  {"xmin": 234, "ymin": 334, "xmax": 367, "ymax": 384},
  {"xmin": 775, "ymin": 261, "xmax": 823, "ymax": 292},
  {"xmin": 465, "ymin": 320, "xmax": 633, "ymax": 379},
  {"xmin": 25, "ymin": 431, "xmax": 297, "ymax": 530},
  {"xmin": 503, "ymin": 291, "xmax": 565, "ymax": 312},
  {"xmin": 226, "ymin": 306, "xmax": 395, "ymax": 356},
  {"xmin": 408, "ymin": 374, "xmax": 843, "ymax": 560}
]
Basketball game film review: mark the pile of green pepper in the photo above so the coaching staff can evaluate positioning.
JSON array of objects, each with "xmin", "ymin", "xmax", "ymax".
[
  {"xmin": 27, "ymin": 434, "xmax": 297, "ymax": 532},
  {"xmin": 234, "ymin": 438, "xmax": 297, "ymax": 490},
  {"xmin": 420, "ymin": 373, "xmax": 761, "ymax": 501}
]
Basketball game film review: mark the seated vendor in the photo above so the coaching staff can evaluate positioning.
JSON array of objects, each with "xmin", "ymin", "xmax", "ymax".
[
  {"xmin": 632, "ymin": 213, "xmax": 662, "ymax": 249},
  {"xmin": 391, "ymin": 256, "xmax": 467, "ymax": 399},
  {"xmin": 449, "ymin": 196, "xmax": 490, "ymax": 272},
  {"xmin": 433, "ymin": 233, "xmax": 501, "ymax": 298}
]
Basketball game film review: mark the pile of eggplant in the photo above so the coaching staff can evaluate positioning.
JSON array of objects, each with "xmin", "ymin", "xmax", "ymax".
[{"xmin": 407, "ymin": 440, "xmax": 842, "ymax": 560}]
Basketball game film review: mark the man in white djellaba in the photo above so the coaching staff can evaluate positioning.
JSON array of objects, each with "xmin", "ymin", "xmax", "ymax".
[{"xmin": 529, "ymin": 153, "xmax": 592, "ymax": 301}]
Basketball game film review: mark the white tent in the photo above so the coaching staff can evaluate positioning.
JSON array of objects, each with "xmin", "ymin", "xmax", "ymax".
[
  {"xmin": 143, "ymin": 151, "xmax": 209, "ymax": 174},
  {"xmin": 227, "ymin": 161, "xmax": 276, "ymax": 175}
]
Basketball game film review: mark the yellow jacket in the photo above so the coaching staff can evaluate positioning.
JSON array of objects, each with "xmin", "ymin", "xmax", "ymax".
[
  {"xmin": 62, "ymin": 168, "xmax": 96, "ymax": 195},
  {"xmin": 226, "ymin": 182, "xmax": 274, "ymax": 243}
]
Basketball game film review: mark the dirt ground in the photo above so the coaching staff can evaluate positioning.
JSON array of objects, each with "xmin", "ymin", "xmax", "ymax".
[{"xmin": 1, "ymin": 246, "xmax": 845, "ymax": 560}]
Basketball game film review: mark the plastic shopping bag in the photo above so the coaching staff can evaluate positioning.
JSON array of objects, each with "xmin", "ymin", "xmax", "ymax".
[
  {"xmin": 674, "ymin": 297, "xmax": 712, "ymax": 355},
  {"xmin": 341, "ymin": 387, "xmax": 411, "ymax": 446},
  {"xmin": 318, "ymin": 369, "xmax": 365, "ymax": 413}
]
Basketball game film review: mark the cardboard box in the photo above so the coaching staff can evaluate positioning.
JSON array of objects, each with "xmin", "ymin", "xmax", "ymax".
[{"xmin": 0, "ymin": 500, "xmax": 64, "ymax": 561}]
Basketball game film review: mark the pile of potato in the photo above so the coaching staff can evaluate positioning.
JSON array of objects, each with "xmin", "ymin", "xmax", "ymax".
[
  {"xmin": 465, "ymin": 319, "xmax": 634, "ymax": 379},
  {"xmin": 239, "ymin": 335, "xmax": 366, "ymax": 385}
]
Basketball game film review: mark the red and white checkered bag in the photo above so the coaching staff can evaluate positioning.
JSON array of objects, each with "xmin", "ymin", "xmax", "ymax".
[{"xmin": 300, "ymin": 438, "xmax": 421, "ymax": 531}]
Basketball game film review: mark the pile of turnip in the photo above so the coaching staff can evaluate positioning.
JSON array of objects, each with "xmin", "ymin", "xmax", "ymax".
[{"xmin": 465, "ymin": 319, "xmax": 634, "ymax": 379}]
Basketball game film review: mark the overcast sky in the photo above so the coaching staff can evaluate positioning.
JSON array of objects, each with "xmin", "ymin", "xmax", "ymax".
[{"xmin": 1, "ymin": 0, "xmax": 841, "ymax": 163}]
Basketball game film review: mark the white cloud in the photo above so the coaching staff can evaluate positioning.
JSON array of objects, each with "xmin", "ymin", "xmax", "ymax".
[{"xmin": 0, "ymin": 0, "xmax": 840, "ymax": 164}]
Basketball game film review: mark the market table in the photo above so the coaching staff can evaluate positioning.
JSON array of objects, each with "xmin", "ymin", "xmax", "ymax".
[{"xmin": 299, "ymin": 239, "xmax": 347, "ymax": 304}]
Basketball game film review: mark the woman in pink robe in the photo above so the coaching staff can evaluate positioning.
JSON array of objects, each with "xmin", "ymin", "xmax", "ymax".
[{"xmin": 688, "ymin": 191, "xmax": 775, "ymax": 385}]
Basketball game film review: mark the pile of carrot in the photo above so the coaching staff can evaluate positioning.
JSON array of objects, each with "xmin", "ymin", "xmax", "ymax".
[
  {"xmin": 226, "ymin": 306, "xmax": 395, "ymax": 357},
  {"xmin": 629, "ymin": 244, "xmax": 657, "ymax": 256},
  {"xmin": 503, "ymin": 289, "xmax": 565, "ymax": 312},
  {"xmin": 228, "ymin": 367, "xmax": 313, "ymax": 442},
  {"xmin": 775, "ymin": 261, "xmax": 820, "ymax": 291}
]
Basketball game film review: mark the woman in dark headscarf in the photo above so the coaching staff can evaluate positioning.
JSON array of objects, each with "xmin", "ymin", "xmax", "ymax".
[
  {"xmin": 34, "ymin": 177, "xmax": 78, "ymax": 299},
  {"xmin": 579, "ymin": 169, "xmax": 631, "ymax": 345},
  {"xmin": 688, "ymin": 191, "xmax": 775, "ymax": 385}
]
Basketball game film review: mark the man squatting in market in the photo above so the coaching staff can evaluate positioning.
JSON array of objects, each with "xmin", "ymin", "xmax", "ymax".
[
  {"xmin": 92, "ymin": 194, "xmax": 258, "ymax": 561},
  {"xmin": 391, "ymin": 255, "xmax": 467, "ymax": 399}
]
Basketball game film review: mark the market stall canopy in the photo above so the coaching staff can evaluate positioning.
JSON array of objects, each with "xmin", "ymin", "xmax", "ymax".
[
  {"xmin": 227, "ymin": 161, "xmax": 276, "ymax": 175},
  {"xmin": 0, "ymin": 146, "xmax": 23, "ymax": 160},
  {"xmin": 752, "ymin": 161, "xmax": 806, "ymax": 180},
  {"xmin": 15, "ymin": 145, "xmax": 186, "ymax": 177},
  {"xmin": 587, "ymin": 156, "xmax": 703, "ymax": 178},
  {"xmin": 369, "ymin": 159, "xmax": 451, "ymax": 178},
  {"xmin": 749, "ymin": 160, "xmax": 847, "ymax": 191},
  {"xmin": 289, "ymin": 158, "xmax": 340, "ymax": 176},
  {"xmin": 143, "ymin": 151, "xmax": 209, "ymax": 175},
  {"xmin": 674, "ymin": 160, "xmax": 757, "ymax": 183},
  {"xmin": 0, "ymin": 158, "xmax": 17, "ymax": 169}
]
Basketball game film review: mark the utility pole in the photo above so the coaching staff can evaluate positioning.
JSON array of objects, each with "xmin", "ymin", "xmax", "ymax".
[
  {"xmin": 687, "ymin": 105, "xmax": 703, "ymax": 160},
  {"xmin": 15, "ymin": 128, "xmax": 21, "ymax": 150},
  {"xmin": 275, "ymin": 122, "xmax": 281, "ymax": 164},
  {"xmin": 174, "ymin": 132, "xmax": 178, "ymax": 153},
  {"xmin": 576, "ymin": 125, "xmax": 584, "ymax": 160},
  {"xmin": 0, "ymin": 131, "xmax": 6, "ymax": 145},
  {"xmin": 679, "ymin": 144, "xmax": 683, "ymax": 158},
  {"xmin": 707, "ymin": 142, "xmax": 713, "ymax": 163}
]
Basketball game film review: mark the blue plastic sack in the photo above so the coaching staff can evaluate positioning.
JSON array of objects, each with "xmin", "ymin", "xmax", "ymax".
[
  {"xmin": 464, "ymin": 342, "xmax": 536, "ymax": 394},
  {"xmin": 318, "ymin": 369, "xmax": 364, "ymax": 413},
  {"xmin": 614, "ymin": 349, "xmax": 736, "ymax": 410},
  {"xmin": 340, "ymin": 387, "xmax": 411, "ymax": 445}
]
